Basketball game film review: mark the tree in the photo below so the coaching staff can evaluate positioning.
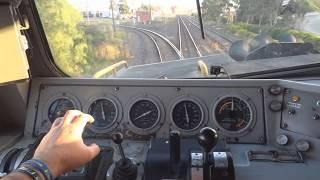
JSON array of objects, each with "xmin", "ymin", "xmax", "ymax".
[
  {"xmin": 118, "ymin": 0, "xmax": 130, "ymax": 14},
  {"xmin": 36, "ymin": 0, "xmax": 90, "ymax": 77},
  {"xmin": 139, "ymin": 4, "xmax": 151, "ymax": 11},
  {"xmin": 202, "ymin": 0, "xmax": 228, "ymax": 22},
  {"xmin": 306, "ymin": 0, "xmax": 320, "ymax": 11}
]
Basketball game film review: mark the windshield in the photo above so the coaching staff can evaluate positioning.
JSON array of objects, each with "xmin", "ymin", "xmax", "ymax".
[{"xmin": 35, "ymin": 0, "xmax": 320, "ymax": 77}]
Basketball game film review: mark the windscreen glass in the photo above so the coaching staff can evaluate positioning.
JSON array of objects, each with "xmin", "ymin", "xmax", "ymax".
[{"xmin": 35, "ymin": 0, "xmax": 320, "ymax": 77}]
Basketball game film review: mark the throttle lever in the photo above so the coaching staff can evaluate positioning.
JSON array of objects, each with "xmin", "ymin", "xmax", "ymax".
[
  {"xmin": 197, "ymin": 127, "xmax": 218, "ymax": 180},
  {"xmin": 94, "ymin": 147, "xmax": 114, "ymax": 180},
  {"xmin": 112, "ymin": 133, "xmax": 126, "ymax": 160}
]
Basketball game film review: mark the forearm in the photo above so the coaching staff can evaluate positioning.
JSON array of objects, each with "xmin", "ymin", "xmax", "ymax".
[{"xmin": 2, "ymin": 172, "xmax": 32, "ymax": 180}]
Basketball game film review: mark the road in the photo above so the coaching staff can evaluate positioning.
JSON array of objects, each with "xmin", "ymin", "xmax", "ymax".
[{"xmin": 302, "ymin": 12, "xmax": 320, "ymax": 35}]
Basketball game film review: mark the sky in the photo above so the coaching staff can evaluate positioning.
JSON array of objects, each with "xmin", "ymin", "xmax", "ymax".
[{"xmin": 68, "ymin": 0, "xmax": 199, "ymax": 12}]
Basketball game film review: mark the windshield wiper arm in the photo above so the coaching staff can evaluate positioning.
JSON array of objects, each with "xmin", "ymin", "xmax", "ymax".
[{"xmin": 196, "ymin": 0, "xmax": 205, "ymax": 39}]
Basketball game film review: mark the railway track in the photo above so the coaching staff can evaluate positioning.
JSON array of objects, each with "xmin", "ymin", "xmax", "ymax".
[
  {"xmin": 178, "ymin": 16, "xmax": 202, "ymax": 58},
  {"xmin": 120, "ymin": 25, "xmax": 183, "ymax": 62},
  {"xmin": 183, "ymin": 16, "xmax": 236, "ymax": 49}
]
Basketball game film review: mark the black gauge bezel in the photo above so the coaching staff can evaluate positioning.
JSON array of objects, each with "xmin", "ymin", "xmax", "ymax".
[
  {"xmin": 170, "ymin": 96, "xmax": 207, "ymax": 133},
  {"xmin": 44, "ymin": 93, "xmax": 81, "ymax": 124},
  {"xmin": 127, "ymin": 94, "xmax": 164, "ymax": 135},
  {"xmin": 212, "ymin": 95, "xmax": 256, "ymax": 137},
  {"xmin": 85, "ymin": 95, "xmax": 122, "ymax": 134}
]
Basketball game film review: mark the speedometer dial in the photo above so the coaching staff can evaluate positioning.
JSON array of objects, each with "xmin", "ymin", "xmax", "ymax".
[
  {"xmin": 215, "ymin": 97, "xmax": 252, "ymax": 132},
  {"xmin": 172, "ymin": 100, "xmax": 203, "ymax": 131},
  {"xmin": 129, "ymin": 100, "xmax": 160, "ymax": 129},
  {"xmin": 88, "ymin": 99, "xmax": 117, "ymax": 129},
  {"xmin": 48, "ymin": 98, "xmax": 75, "ymax": 123}
]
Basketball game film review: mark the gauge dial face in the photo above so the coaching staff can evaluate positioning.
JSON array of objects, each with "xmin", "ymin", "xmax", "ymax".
[
  {"xmin": 129, "ymin": 100, "xmax": 159, "ymax": 129},
  {"xmin": 48, "ymin": 98, "xmax": 75, "ymax": 123},
  {"xmin": 88, "ymin": 99, "xmax": 117, "ymax": 129},
  {"xmin": 215, "ymin": 97, "xmax": 252, "ymax": 132},
  {"xmin": 172, "ymin": 100, "xmax": 203, "ymax": 130}
]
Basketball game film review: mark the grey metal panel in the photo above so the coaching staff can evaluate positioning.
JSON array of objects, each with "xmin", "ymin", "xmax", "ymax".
[
  {"xmin": 26, "ymin": 78, "xmax": 277, "ymax": 144},
  {"xmin": 16, "ymin": 78, "xmax": 320, "ymax": 180},
  {"xmin": 115, "ymin": 54, "xmax": 320, "ymax": 78}
]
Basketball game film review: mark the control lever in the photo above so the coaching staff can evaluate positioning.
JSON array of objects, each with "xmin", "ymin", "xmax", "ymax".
[
  {"xmin": 169, "ymin": 131, "xmax": 181, "ymax": 177},
  {"xmin": 112, "ymin": 133, "xmax": 138, "ymax": 180},
  {"xmin": 112, "ymin": 133, "xmax": 126, "ymax": 160},
  {"xmin": 197, "ymin": 127, "xmax": 218, "ymax": 180},
  {"xmin": 93, "ymin": 147, "xmax": 114, "ymax": 180}
]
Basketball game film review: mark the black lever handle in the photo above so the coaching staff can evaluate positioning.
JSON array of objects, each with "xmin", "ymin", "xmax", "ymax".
[
  {"xmin": 112, "ymin": 133, "xmax": 126, "ymax": 160},
  {"xmin": 198, "ymin": 127, "xmax": 219, "ymax": 180},
  {"xmin": 170, "ymin": 130, "xmax": 181, "ymax": 164}
]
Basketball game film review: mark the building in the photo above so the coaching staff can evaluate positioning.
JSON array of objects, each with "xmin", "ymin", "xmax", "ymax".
[{"xmin": 136, "ymin": 11, "xmax": 151, "ymax": 24}]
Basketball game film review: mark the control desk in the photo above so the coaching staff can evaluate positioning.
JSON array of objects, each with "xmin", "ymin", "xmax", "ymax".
[{"xmin": 1, "ymin": 78, "xmax": 320, "ymax": 180}]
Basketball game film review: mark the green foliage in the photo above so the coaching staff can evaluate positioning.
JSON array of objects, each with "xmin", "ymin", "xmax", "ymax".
[
  {"xmin": 306, "ymin": 0, "xmax": 320, "ymax": 11},
  {"xmin": 202, "ymin": 0, "xmax": 228, "ymax": 21},
  {"xmin": 36, "ymin": 0, "xmax": 90, "ymax": 77},
  {"xmin": 36, "ymin": 0, "xmax": 129, "ymax": 77},
  {"xmin": 226, "ymin": 23, "xmax": 320, "ymax": 50},
  {"xmin": 225, "ymin": 24, "xmax": 257, "ymax": 38},
  {"xmin": 139, "ymin": 4, "xmax": 151, "ymax": 11},
  {"xmin": 118, "ymin": 0, "xmax": 130, "ymax": 14},
  {"xmin": 80, "ymin": 21, "xmax": 129, "ymax": 73}
]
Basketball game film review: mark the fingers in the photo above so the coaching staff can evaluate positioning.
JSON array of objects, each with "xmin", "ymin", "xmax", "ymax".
[
  {"xmin": 52, "ymin": 117, "xmax": 64, "ymax": 127},
  {"xmin": 63, "ymin": 110, "xmax": 82, "ymax": 125},
  {"xmin": 86, "ymin": 143, "xmax": 100, "ymax": 160},
  {"xmin": 72, "ymin": 114, "xmax": 94, "ymax": 134}
]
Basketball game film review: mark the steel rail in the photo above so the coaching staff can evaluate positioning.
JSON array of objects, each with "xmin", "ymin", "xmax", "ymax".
[
  {"xmin": 183, "ymin": 16, "xmax": 234, "ymax": 43},
  {"xmin": 120, "ymin": 25, "xmax": 183, "ymax": 60},
  {"xmin": 179, "ymin": 16, "xmax": 203, "ymax": 57}
]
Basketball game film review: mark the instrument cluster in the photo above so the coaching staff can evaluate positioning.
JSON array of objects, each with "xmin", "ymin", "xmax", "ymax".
[{"xmin": 38, "ymin": 88, "xmax": 259, "ymax": 142}]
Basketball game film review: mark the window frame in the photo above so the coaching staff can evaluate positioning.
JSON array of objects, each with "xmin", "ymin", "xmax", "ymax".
[{"xmin": 27, "ymin": 0, "xmax": 69, "ymax": 77}]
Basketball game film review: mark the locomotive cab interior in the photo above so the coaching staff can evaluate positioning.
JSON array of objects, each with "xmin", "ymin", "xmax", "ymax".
[{"xmin": 1, "ymin": 0, "xmax": 320, "ymax": 179}]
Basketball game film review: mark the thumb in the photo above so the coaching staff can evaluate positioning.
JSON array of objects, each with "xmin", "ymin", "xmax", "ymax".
[{"xmin": 86, "ymin": 143, "xmax": 100, "ymax": 160}]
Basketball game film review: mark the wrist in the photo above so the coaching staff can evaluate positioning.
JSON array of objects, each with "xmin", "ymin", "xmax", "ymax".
[
  {"xmin": 33, "ymin": 155, "xmax": 61, "ymax": 178},
  {"xmin": 17, "ymin": 159, "xmax": 56, "ymax": 180},
  {"xmin": 5, "ymin": 172, "xmax": 33, "ymax": 180}
]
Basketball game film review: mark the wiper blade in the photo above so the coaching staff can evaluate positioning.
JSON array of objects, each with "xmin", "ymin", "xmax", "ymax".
[{"xmin": 196, "ymin": 0, "xmax": 205, "ymax": 40}]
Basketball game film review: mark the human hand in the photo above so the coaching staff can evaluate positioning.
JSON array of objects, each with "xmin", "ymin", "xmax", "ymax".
[{"xmin": 33, "ymin": 110, "xmax": 100, "ymax": 177}]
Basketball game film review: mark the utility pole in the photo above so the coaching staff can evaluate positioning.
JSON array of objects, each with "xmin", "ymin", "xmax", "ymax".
[
  {"xmin": 110, "ymin": 0, "xmax": 116, "ymax": 33},
  {"xmin": 149, "ymin": 0, "xmax": 152, "ymax": 24},
  {"xmin": 86, "ymin": 0, "xmax": 90, "ymax": 23}
]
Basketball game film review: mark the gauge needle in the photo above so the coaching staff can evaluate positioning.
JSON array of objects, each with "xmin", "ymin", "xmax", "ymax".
[
  {"xmin": 231, "ymin": 97, "xmax": 234, "ymax": 111},
  {"xmin": 135, "ymin": 111, "xmax": 152, "ymax": 120},
  {"xmin": 184, "ymin": 103, "xmax": 190, "ymax": 124},
  {"xmin": 101, "ymin": 102, "xmax": 106, "ymax": 121}
]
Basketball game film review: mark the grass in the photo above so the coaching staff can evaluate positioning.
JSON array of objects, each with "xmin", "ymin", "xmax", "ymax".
[{"xmin": 225, "ymin": 23, "xmax": 320, "ymax": 50}]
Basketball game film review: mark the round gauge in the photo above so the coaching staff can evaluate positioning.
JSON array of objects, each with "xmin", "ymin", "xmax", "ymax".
[
  {"xmin": 48, "ymin": 98, "xmax": 75, "ymax": 123},
  {"xmin": 215, "ymin": 97, "xmax": 252, "ymax": 132},
  {"xmin": 129, "ymin": 99, "xmax": 160, "ymax": 129},
  {"xmin": 88, "ymin": 99, "xmax": 118, "ymax": 129},
  {"xmin": 172, "ymin": 100, "xmax": 203, "ymax": 131}
]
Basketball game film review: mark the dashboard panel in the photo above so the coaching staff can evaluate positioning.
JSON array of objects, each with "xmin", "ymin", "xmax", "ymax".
[
  {"xmin": 2, "ymin": 78, "xmax": 320, "ymax": 180},
  {"xmin": 30, "ymin": 78, "xmax": 266, "ymax": 144}
]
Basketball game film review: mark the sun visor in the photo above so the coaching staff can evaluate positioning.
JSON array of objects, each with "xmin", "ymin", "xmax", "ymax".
[{"xmin": 0, "ymin": 2, "xmax": 29, "ymax": 85}]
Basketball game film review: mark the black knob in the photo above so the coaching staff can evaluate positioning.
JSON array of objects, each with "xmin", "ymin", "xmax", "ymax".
[
  {"xmin": 112, "ymin": 133, "xmax": 126, "ymax": 160},
  {"xmin": 198, "ymin": 127, "xmax": 218, "ymax": 153},
  {"xmin": 112, "ymin": 133, "xmax": 123, "ymax": 145}
]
